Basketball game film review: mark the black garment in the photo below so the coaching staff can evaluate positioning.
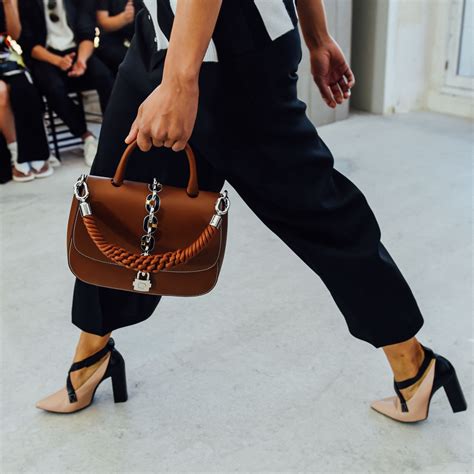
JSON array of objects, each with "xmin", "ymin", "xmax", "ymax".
[
  {"xmin": 0, "ymin": 6, "xmax": 49, "ymax": 170},
  {"xmin": 143, "ymin": 0, "xmax": 299, "ymax": 69},
  {"xmin": 0, "ymin": 135, "xmax": 11, "ymax": 183},
  {"xmin": 95, "ymin": 40, "xmax": 127, "ymax": 75},
  {"xmin": 30, "ymin": 47, "xmax": 113, "ymax": 137},
  {"xmin": 96, "ymin": 0, "xmax": 143, "ymax": 74},
  {"xmin": 18, "ymin": 0, "xmax": 114, "ymax": 136},
  {"xmin": 0, "ymin": 4, "xmax": 5, "ymax": 30},
  {"xmin": 1, "ymin": 72, "xmax": 50, "ymax": 163},
  {"xmin": 71, "ymin": 9, "xmax": 424, "ymax": 348},
  {"xmin": 212, "ymin": 0, "xmax": 299, "ymax": 56},
  {"xmin": 18, "ymin": 0, "xmax": 95, "ymax": 61}
]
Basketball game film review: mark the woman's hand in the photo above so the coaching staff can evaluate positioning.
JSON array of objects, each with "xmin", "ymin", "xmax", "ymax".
[
  {"xmin": 125, "ymin": 76, "xmax": 199, "ymax": 152},
  {"xmin": 68, "ymin": 57, "xmax": 87, "ymax": 77},
  {"xmin": 121, "ymin": 0, "xmax": 135, "ymax": 25},
  {"xmin": 55, "ymin": 52, "xmax": 76, "ymax": 72},
  {"xmin": 309, "ymin": 36, "xmax": 355, "ymax": 109}
]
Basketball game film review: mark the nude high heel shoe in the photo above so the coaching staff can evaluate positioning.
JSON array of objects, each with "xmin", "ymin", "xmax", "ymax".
[
  {"xmin": 35, "ymin": 337, "xmax": 128, "ymax": 414},
  {"xmin": 370, "ymin": 344, "xmax": 467, "ymax": 422}
]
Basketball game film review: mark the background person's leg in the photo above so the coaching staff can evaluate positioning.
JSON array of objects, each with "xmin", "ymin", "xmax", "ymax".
[
  {"xmin": 69, "ymin": 55, "xmax": 115, "ymax": 113},
  {"xmin": 31, "ymin": 60, "xmax": 87, "ymax": 137},
  {"xmin": 6, "ymin": 73, "xmax": 50, "ymax": 164}
]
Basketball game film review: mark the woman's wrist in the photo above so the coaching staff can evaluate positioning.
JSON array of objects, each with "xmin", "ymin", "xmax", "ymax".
[
  {"xmin": 161, "ymin": 71, "xmax": 199, "ymax": 97},
  {"xmin": 305, "ymin": 31, "xmax": 333, "ymax": 51},
  {"xmin": 162, "ymin": 59, "xmax": 200, "ymax": 91}
]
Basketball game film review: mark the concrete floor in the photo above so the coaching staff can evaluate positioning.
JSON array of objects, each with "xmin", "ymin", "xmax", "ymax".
[{"xmin": 0, "ymin": 111, "xmax": 472, "ymax": 473}]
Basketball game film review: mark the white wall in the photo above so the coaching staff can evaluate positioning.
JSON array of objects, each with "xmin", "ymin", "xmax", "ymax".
[
  {"xmin": 385, "ymin": 0, "xmax": 434, "ymax": 113},
  {"xmin": 351, "ymin": 0, "xmax": 473, "ymax": 118}
]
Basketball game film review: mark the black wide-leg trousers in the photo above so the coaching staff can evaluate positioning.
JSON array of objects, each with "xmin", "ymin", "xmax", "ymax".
[
  {"xmin": 31, "ymin": 49, "xmax": 114, "ymax": 137},
  {"xmin": 1, "ymin": 72, "xmax": 50, "ymax": 164},
  {"xmin": 71, "ymin": 22, "xmax": 424, "ymax": 348}
]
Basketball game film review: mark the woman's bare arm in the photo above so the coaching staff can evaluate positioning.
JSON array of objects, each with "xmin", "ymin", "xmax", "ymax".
[
  {"xmin": 97, "ymin": 0, "xmax": 135, "ymax": 33},
  {"xmin": 125, "ymin": 0, "xmax": 222, "ymax": 151},
  {"xmin": 297, "ymin": 0, "xmax": 331, "ymax": 50},
  {"xmin": 297, "ymin": 0, "xmax": 354, "ymax": 108},
  {"xmin": 3, "ymin": 0, "xmax": 21, "ymax": 40}
]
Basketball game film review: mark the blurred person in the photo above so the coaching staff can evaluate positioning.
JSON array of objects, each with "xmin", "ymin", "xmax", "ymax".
[
  {"xmin": 96, "ymin": 0, "xmax": 143, "ymax": 75},
  {"xmin": 18, "ymin": 0, "xmax": 115, "ymax": 167},
  {"xmin": 0, "ymin": 0, "xmax": 54, "ymax": 182},
  {"xmin": 35, "ymin": 0, "xmax": 467, "ymax": 424}
]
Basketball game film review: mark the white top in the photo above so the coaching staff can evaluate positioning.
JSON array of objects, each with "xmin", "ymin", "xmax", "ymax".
[
  {"xmin": 43, "ymin": 0, "xmax": 76, "ymax": 51},
  {"xmin": 143, "ymin": 0, "xmax": 296, "ymax": 63}
]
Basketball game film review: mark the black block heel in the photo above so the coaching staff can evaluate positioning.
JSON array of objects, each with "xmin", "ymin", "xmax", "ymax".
[
  {"xmin": 111, "ymin": 360, "xmax": 128, "ymax": 403},
  {"xmin": 443, "ymin": 372, "xmax": 468, "ymax": 413},
  {"xmin": 372, "ymin": 344, "xmax": 468, "ymax": 422}
]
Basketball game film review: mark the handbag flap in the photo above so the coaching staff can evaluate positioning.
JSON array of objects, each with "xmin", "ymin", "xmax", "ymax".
[{"xmin": 69, "ymin": 175, "xmax": 225, "ymax": 273}]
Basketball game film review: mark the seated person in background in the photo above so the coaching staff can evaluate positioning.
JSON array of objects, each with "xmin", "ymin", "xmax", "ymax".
[
  {"xmin": 96, "ymin": 0, "xmax": 142, "ymax": 75},
  {"xmin": 18, "ymin": 0, "xmax": 115, "ymax": 166},
  {"xmin": 0, "ymin": 0, "xmax": 54, "ymax": 183}
]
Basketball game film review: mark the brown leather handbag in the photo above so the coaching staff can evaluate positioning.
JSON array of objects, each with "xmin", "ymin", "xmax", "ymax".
[{"xmin": 67, "ymin": 141, "xmax": 229, "ymax": 296}]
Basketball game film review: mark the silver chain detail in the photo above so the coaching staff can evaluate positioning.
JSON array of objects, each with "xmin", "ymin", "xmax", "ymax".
[
  {"xmin": 133, "ymin": 178, "xmax": 162, "ymax": 292},
  {"xmin": 141, "ymin": 177, "xmax": 162, "ymax": 255}
]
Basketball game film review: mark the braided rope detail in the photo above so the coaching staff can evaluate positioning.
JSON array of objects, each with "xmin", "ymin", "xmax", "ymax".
[{"xmin": 81, "ymin": 214, "xmax": 218, "ymax": 273}]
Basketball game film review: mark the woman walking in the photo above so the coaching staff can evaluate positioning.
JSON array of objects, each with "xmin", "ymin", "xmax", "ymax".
[{"xmin": 35, "ymin": 0, "xmax": 467, "ymax": 422}]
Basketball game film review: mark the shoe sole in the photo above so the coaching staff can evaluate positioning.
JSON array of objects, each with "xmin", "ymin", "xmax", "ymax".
[
  {"xmin": 32, "ymin": 169, "xmax": 54, "ymax": 179},
  {"xmin": 12, "ymin": 175, "xmax": 35, "ymax": 182}
]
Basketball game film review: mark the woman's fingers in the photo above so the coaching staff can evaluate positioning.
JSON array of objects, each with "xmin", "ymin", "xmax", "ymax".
[
  {"xmin": 329, "ymin": 81, "xmax": 344, "ymax": 104},
  {"xmin": 125, "ymin": 116, "xmax": 139, "ymax": 144},
  {"xmin": 314, "ymin": 76, "xmax": 336, "ymax": 108},
  {"xmin": 344, "ymin": 67, "xmax": 356, "ymax": 88},
  {"xmin": 171, "ymin": 140, "xmax": 187, "ymax": 152},
  {"xmin": 136, "ymin": 128, "xmax": 153, "ymax": 151},
  {"xmin": 125, "ymin": 111, "xmax": 188, "ymax": 152},
  {"xmin": 338, "ymin": 75, "xmax": 351, "ymax": 98}
]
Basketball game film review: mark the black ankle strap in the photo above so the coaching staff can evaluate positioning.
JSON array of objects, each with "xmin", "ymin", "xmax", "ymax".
[
  {"xmin": 393, "ymin": 344, "xmax": 434, "ymax": 413},
  {"xmin": 394, "ymin": 345, "xmax": 434, "ymax": 389},
  {"xmin": 66, "ymin": 337, "xmax": 115, "ymax": 403}
]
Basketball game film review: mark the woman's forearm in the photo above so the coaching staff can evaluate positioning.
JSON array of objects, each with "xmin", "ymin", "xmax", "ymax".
[
  {"xmin": 77, "ymin": 40, "xmax": 94, "ymax": 63},
  {"xmin": 97, "ymin": 11, "xmax": 127, "ymax": 33},
  {"xmin": 31, "ymin": 45, "xmax": 60, "ymax": 66},
  {"xmin": 297, "ymin": 0, "xmax": 331, "ymax": 50},
  {"xmin": 162, "ymin": 0, "xmax": 222, "ymax": 86},
  {"xmin": 3, "ymin": 0, "xmax": 22, "ymax": 40}
]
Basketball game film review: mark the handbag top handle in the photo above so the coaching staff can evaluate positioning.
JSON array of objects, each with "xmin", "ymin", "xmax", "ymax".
[{"xmin": 112, "ymin": 140, "xmax": 200, "ymax": 197}]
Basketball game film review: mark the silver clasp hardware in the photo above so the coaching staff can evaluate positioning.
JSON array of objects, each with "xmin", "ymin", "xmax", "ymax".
[
  {"xmin": 210, "ymin": 190, "xmax": 230, "ymax": 228},
  {"xmin": 133, "ymin": 271, "xmax": 152, "ymax": 292},
  {"xmin": 73, "ymin": 174, "xmax": 92, "ymax": 216}
]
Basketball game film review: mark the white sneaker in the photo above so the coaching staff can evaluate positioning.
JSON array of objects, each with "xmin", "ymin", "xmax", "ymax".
[
  {"xmin": 48, "ymin": 154, "xmax": 61, "ymax": 167},
  {"xmin": 84, "ymin": 135, "xmax": 98, "ymax": 167},
  {"xmin": 29, "ymin": 160, "xmax": 54, "ymax": 178}
]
